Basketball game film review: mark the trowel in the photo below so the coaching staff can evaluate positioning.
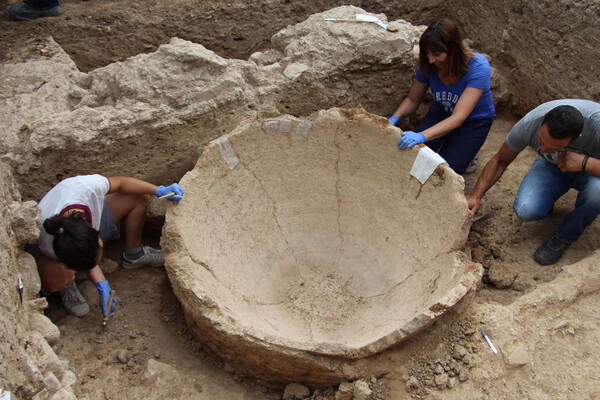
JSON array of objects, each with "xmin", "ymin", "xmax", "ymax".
[
  {"xmin": 97, "ymin": 290, "xmax": 116, "ymax": 343},
  {"xmin": 471, "ymin": 209, "xmax": 496, "ymax": 225},
  {"xmin": 326, "ymin": 13, "xmax": 398, "ymax": 32}
]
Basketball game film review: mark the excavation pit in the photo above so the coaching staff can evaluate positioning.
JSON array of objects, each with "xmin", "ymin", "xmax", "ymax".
[{"xmin": 161, "ymin": 108, "xmax": 482, "ymax": 385}]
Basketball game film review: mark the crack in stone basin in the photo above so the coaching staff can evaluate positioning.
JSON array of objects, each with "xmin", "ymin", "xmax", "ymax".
[{"xmin": 161, "ymin": 108, "xmax": 483, "ymax": 385}]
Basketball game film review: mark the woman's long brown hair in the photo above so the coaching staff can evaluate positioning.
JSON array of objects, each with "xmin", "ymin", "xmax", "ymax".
[{"xmin": 418, "ymin": 18, "xmax": 472, "ymax": 77}]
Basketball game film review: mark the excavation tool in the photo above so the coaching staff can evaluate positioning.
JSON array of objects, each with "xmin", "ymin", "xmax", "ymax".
[
  {"xmin": 158, "ymin": 191, "xmax": 175, "ymax": 199},
  {"xmin": 17, "ymin": 274, "xmax": 23, "ymax": 303},
  {"xmin": 479, "ymin": 326, "xmax": 498, "ymax": 354},
  {"xmin": 471, "ymin": 209, "xmax": 496, "ymax": 225},
  {"xmin": 97, "ymin": 290, "xmax": 116, "ymax": 343},
  {"xmin": 326, "ymin": 13, "xmax": 398, "ymax": 32}
]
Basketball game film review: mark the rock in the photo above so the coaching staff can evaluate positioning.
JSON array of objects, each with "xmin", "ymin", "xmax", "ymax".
[
  {"xmin": 43, "ymin": 372, "xmax": 61, "ymax": 393},
  {"xmin": 458, "ymin": 369, "xmax": 469, "ymax": 382},
  {"xmin": 282, "ymin": 383, "xmax": 310, "ymax": 399},
  {"xmin": 30, "ymin": 313, "xmax": 60, "ymax": 346},
  {"xmin": 142, "ymin": 359, "xmax": 180, "ymax": 385},
  {"xmin": 447, "ymin": 377, "xmax": 457, "ymax": 389},
  {"xmin": 453, "ymin": 344, "xmax": 468, "ymax": 360},
  {"xmin": 507, "ymin": 343, "xmax": 530, "ymax": 366},
  {"xmin": 48, "ymin": 388, "xmax": 77, "ymax": 400},
  {"xmin": 471, "ymin": 246, "xmax": 486, "ymax": 264},
  {"xmin": 335, "ymin": 381, "xmax": 354, "ymax": 400},
  {"xmin": 9, "ymin": 200, "xmax": 40, "ymax": 245},
  {"xmin": 552, "ymin": 320, "xmax": 570, "ymax": 330},
  {"xmin": 26, "ymin": 332, "xmax": 64, "ymax": 375},
  {"xmin": 487, "ymin": 260, "xmax": 517, "ymax": 289},
  {"xmin": 60, "ymin": 370, "xmax": 77, "ymax": 388},
  {"xmin": 283, "ymin": 63, "xmax": 309, "ymax": 80},
  {"xmin": 512, "ymin": 273, "xmax": 536, "ymax": 292},
  {"xmin": 405, "ymin": 376, "xmax": 420, "ymax": 391},
  {"xmin": 99, "ymin": 257, "xmax": 119, "ymax": 274},
  {"xmin": 17, "ymin": 252, "xmax": 42, "ymax": 301},
  {"xmin": 117, "ymin": 350, "xmax": 129, "ymax": 364},
  {"xmin": 27, "ymin": 298, "xmax": 49, "ymax": 312},
  {"xmin": 434, "ymin": 373, "xmax": 449, "ymax": 389},
  {"xmin": 353, "ymin": 380, "xmax": 372, "ymax": 400}
]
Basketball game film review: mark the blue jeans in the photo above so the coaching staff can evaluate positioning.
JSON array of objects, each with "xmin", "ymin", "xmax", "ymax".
[
  {"xmin": 416, "ymin": 104, "xmax": 493, "ymax": 174},
  {"xmin": 513, "ymin": 156, "xmax": 600, "ymax": 243}
]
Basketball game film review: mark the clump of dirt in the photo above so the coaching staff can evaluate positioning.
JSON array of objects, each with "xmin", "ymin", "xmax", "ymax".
[{"xmin": 403, "ymin": 319, "xmax": 479, "ymax": 399}]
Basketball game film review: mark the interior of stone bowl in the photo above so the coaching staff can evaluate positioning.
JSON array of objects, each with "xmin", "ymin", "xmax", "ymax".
[{"xmin": 166, "ymin": 109, "xmax": 472, "ymax": 356}]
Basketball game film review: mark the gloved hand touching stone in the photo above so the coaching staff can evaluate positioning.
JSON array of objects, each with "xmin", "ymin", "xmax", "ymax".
[
  {"xmin": 397, "ymin": 131, "xmax": 426, "ymax": 150},
  {"xmin": 156, "ymin": 183, "xmax": 185, "ymax": 204}
]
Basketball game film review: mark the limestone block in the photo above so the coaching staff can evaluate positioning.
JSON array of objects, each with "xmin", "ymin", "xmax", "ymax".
[
  {"xmin": 17, "ymin": 252, "xmax": 41, "ymax": 302},
  {"xmin": 30, "ymin": 313, "xmax": 60, "ymax": 346},
  {"xmin": 48, "ymin": 388, "xmax": 77, "ymax": 400},
  {"xmin": 59, "ymin": 370, "xmax": 76, "ymax": 388},
  {"xmin": 25, "ymin": 332, "xmax": 64, "ymax": 375},
  {"xmin": 506, "ymin": 343, "xmax": 530, "ymax": 366},
  {"xmin": 43, "ymin": 372, "xmax": 61, "ymax": 393},
  {"xmin": 9, "ymin": 201, "xmax": 40, "ymax": 246}
]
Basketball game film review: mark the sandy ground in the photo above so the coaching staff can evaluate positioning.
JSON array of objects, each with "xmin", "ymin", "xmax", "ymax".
[{"xmin": 1, "ymin": 0, "xmax": 599, "ymax": 399}]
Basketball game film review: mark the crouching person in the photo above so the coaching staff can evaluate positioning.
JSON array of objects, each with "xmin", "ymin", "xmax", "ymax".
[
  {"xmin": 26, "ymin": 174, "xmax": 184, "ymax": 317},
  {"xmin": 467, "ymin": 99, "xmax": 600, "ymax": 265}
]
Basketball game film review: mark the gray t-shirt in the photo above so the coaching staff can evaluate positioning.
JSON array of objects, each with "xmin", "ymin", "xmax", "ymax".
[{"xmin": 505, "ymin": 99, "xmax": 600, "ymax": 164}]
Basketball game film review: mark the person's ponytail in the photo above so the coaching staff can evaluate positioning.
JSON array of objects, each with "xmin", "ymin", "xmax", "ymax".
[{"xmin": 43, "ymin": 212, "xmax": 100, "ymax": 271}]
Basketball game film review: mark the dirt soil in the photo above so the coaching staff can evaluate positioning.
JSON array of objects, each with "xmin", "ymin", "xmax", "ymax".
[{"xmin": 1, "ymin": 1, "xmax": 599, "ymax": 399}]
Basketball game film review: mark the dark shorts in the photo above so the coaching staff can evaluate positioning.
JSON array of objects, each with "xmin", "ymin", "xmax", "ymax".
[
  {"xmin": 416, "ymin": 103, "xmax": 493, "ymax": 174},
  {"xmin": 25, "ymin": 197, "xmax": 120, "ymax": 259},
  {"xmin": 99, "ymin": 197, "xmax": 120, "ymax": 243}
]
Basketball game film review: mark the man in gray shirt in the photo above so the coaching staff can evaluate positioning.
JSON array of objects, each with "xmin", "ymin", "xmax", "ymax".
[{"xmin": 467, "ymin": 99, "xmax": 600, "ymax": 265}]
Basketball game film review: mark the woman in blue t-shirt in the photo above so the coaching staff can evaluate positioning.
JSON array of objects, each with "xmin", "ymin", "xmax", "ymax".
[{"xmin": 388, "ymin": 18, "xmax": 496, "ymax": 175}]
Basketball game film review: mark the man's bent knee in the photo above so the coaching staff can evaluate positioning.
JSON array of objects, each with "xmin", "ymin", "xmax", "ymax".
[{"xmin": 513, "ymin": 201, "xmax": 548, "ymax": 221}]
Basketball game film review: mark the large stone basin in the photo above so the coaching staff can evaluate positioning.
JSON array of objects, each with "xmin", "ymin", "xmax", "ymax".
[{"xmin": 161, "ymin": 108, "xmax": 482, "ymax": 386}]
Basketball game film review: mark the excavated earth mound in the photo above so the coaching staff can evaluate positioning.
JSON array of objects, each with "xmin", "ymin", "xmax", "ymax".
[{"xmin": 161, "ymin": 108, "xmax": 483, "ymax": 386}]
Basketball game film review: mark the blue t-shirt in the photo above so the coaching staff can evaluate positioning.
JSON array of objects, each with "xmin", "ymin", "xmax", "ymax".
[{"xmin": 416, "ymin": 52, "xmax": 496, "ymax": 121}]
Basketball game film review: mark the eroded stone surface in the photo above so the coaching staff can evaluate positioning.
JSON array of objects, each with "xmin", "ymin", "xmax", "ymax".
[
  {"xmin": 162, "ymin": 108, "xmax": 482, "ymax": 385},
  {"xmin": 0, "ymin": 6, "xmax": 425, "ymax": 202}
]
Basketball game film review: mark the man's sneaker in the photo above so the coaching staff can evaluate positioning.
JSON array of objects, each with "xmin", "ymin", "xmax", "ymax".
[
  {"xmin": 6, "ymin": 1, "xmax": 61, "ymax": 21},
  {"xmin": 534, "ymin": 234, "xmax": 571, "ymax": 265},
  {"xmin": 59, "ymin": 282, "xmax": 90, "ymax": 317},
  {"xmin": 121, "ymin": 245, "xmax": 164, "ymax": 270},
  {"xmin": 464, "ymin": 152, "xmax": 479, "ymax": 174}
]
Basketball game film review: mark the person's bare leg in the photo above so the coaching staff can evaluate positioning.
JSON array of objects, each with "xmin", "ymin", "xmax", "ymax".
[
  {"xmin": 37, "ymin": 254, "xmax": 75, "ymax": 293},
  {"xmin": 37, "ymin": 254, "xmax": 89, "ymax": 316},
  {"xmin": 106, "ymin": 192, "xmax": 163, "ymax": 268},
  {"xmin": 105, "ymin": 192, "xmax": 150, "ymax": 249}
]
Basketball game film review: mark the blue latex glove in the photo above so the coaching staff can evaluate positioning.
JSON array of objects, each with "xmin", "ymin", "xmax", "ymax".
[
  {"xmin": 95, "ymin": 280, "xmax": 118, "ymax": 317},
  {"xmin": 398, "ymin": 131, "xmax": 427, "ymax": 150},
  {"xmin": 156, "ymin": 183, "xmax": 185, "ymax": 204},
  {"xmin": 388, "ymin": 115, "xmax": 399, "ymax": 126}
]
